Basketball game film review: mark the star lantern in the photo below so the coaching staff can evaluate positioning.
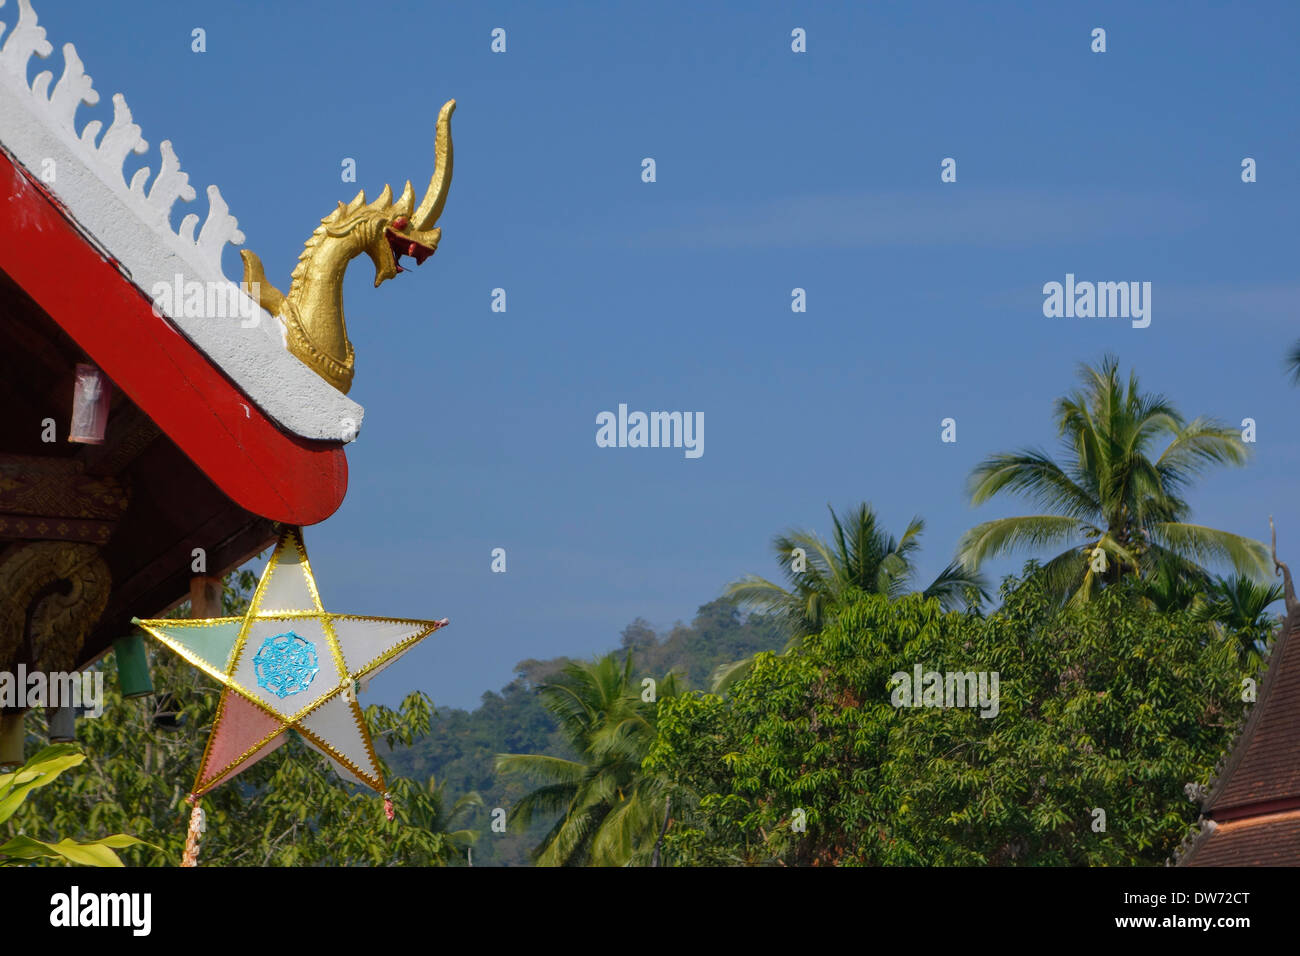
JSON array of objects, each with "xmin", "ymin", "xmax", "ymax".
[{"xmin": 133, "ymin": 526, "xmax": 447, "ymax": 865}]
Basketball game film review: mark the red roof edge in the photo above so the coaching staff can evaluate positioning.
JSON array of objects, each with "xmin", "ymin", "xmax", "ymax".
[{"xmin": 0, "ymin": 146, "xmax": 347, "ymax": 525}]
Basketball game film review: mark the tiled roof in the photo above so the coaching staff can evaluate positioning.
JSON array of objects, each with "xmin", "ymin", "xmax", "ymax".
[
  {"xmin": 1203, "ymin": 609, "xmax": 1300, "ymax": 818},
  {"xmin": 1180, "ymin": 598, "xmax": 1300, "ymax": 866},
  {"xmin": 1183, "ymin": 810, "xmax": 1300, "ymax": 867}
]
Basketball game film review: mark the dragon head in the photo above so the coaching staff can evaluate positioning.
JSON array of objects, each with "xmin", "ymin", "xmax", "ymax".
[
  {"xmin": 239, "ymin": 99, "xmax": 456, "ymax": 395},
  {"xmin": 332, "ymin": 99, "xmax": 455, "ymax": 288}
]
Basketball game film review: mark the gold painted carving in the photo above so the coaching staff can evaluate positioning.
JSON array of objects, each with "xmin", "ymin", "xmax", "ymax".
[
  {"xmin": 0, "ymin": 542, "xmax": 111, "ymax": 681},
  {"xmin": 240, "ymin": 101, "xmax": 456, "ymax": 394}
]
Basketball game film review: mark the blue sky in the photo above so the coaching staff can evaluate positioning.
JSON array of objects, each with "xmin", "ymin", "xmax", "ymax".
[{"xmin": 32, "ymin": 0, "xmax": 1300, "ymax": 708}]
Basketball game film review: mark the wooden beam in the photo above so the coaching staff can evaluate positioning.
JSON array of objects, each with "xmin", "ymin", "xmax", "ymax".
[
  {"xmin": 79, "ymin": 402, "xmax": 160, "ymax": 477},
  {"xmin": 189, "ymin": 575, "xmax": 223, "ymax": 619}
]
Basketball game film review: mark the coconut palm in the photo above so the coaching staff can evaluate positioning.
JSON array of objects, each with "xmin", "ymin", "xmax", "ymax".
[
  {"xmin": 1139, "ymin": 563, "xmax": 1282, "ymax": 666},
  {"xmin": 1138, "ymin": 556, "xmax": 1213, "ymax": 615},
  {"xmin": 495, "ymin": 654, "xmax": 677, "ymax": 866},
  {"xmin": 1195, "ymin": 575, "xmax": 1284, "ymax": 631},
  {"xmin": 709, "ymin": 503, "xmax": 987, "ymax": 692},
  {"xmin": 958, "ymin": 356, "xmax": 1270, "ymax": 604},
  {"xmin": 726, "ymin": 502, "xmax": 988, "ymax": 645},
  {"xmin": 390, "ymin": 775, "xmax": 482, "ymax": 866},
  {"xmin": 1194, "ymin": 575, "xmax": 1284, "ymax": 668}
]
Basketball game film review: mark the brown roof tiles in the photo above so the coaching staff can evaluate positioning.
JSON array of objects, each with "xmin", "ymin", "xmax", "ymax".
[{"xmin": 1180, "ymin": 605, "xmax": 1300, "ymax": 865}]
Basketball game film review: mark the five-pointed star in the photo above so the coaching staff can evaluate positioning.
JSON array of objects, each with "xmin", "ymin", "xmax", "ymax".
[{"xmin": 133, "ymin": 527, "xmax": 447, "ymax": 797}]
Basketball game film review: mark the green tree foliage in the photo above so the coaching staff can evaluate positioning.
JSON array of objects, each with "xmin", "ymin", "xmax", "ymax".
[
  {"xmin": 728, "ymin": 503, "xmax": 989, "ymax": 644},
  {"xmin": 1190, "ymin": 575, "xmax": 1284, "ymax": 671},
  {"xmin": 388, "ymin": 598, "xmax": 783, "ymax": 865},
  {"xmin": 1, "ymin": 744, "xmax": 154, "ymax": 866},
  {"xmin": 496, "ymin": 654, "xmax": 680, "ymax": 866},
  {"xmin": 1139, "ymin": 563, "xmax": 1283, "ymax": 671},
  {"xmin": 713, "ymin": 503, "xmax": 986, "ymax": 692},
  {"xmin": 621, "ymin": 599, "xmax": 786, "ymax": 688},
  {"xmin": 958, "ymin": 356, "xmax": 1270, "ymax": 603},
  {"xmin": 647, "ymin": 574, "xmax": 1259, "ymax": 866},
  {"xmin": 390, "ymin": 658, "xmax": 575, "ymax": 866}
]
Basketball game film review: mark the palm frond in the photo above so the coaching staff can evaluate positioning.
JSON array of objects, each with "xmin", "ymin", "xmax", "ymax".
[
  {"xmin": 922, "ymin": 561, "xmax": 990, "ymax": 610},
  {"xmin": 966, "ymin": 451, "xmax": 1098, "ymax": 518},
  {"xmin": 957, "ymin": 515, "xmax": 1083, "ymax": 570},
  {"xmin": 1149, "ymin": 522, "xmax": 1272, "ymax": 579},
  {"xmin": 710, "ymin": 656, "xmax": 756, "ymax": 693}
]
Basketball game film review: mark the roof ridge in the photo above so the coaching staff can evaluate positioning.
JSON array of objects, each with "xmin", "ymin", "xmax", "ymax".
[
  {"xmin": 0, "ymin": 0, "xmax": 362, "ymax": 443},
  {"xmin": 1190, "ymin": 601, "xmax": 1299, "ymax": 817},
  {"xmin": 1200, "ymin": 606, "xmax": 1299, "ymax": 814},
  {"xmin": 0, "ymin": 0, "xmax": 242, "ymax": 278},
  {"xmin": 1174, "ymin": 602, "xmax": 1299, "ymax": 865}
]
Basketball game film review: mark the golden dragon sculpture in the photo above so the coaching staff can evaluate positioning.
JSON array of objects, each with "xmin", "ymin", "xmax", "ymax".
[{"xmin": 240, "ymin": 100, "xmax": 455, "ymax": 394}]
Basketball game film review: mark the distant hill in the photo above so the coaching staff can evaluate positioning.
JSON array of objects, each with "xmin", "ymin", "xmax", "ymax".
[{"xmin": 386, "ymin": 597, "xmax": 784, "ymax": 866}]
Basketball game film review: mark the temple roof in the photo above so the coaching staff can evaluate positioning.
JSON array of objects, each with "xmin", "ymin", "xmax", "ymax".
[
  {"xmin": 0, "ymin": 0, "xmax": 361, "ymax": 445},
  {"xmin": 1180, "ymin": 602, "xmax": 1300, "ymax": 866},
  {"xmin": 0, "ymin": 146, "xmax": 348, "ymax": 526},
  {"xmin": 0, "ymin": 0, "xmax": 355, "ymax": 669},
  {"xmin": 1182, "ymin": 811, "xmax": 1300, "ymax": 867}
]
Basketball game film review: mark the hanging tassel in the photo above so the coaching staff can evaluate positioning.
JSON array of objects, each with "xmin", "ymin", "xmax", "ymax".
[
  {"xmin": 383, "ymin": 791, "xmax": 395, "ymax": 822},
  {"xmin": 181, "ymin": 796, "xmax": 205, "ymax": 867}
]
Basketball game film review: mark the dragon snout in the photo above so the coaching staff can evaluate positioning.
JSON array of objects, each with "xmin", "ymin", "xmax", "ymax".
[{"xmin": 384, "ymin": 224, "xmax": 440, "ymax": 274}]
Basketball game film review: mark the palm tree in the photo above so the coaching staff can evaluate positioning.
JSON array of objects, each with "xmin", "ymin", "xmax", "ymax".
[
  {"xmin": 958, "ymin": 356, "xmax": 1271, "ymax": 604},
  {"xmin": 1287, "ymin": 343, "xmax": 1300, "ymax": 385},
  {"xmin": 495, "ymin": 654, "xmax": 676, "ymax": 866},
  {"xmin": 727, "ymin": 502, "xmax": 988, "ymax": 645},
  {"xmin": 1139, "ymin": 565, "xmax": 1282, "ymax": 667},
  {"xmin": 710, "ymin": 503, "xmax": 986, "ymax": 692},
  {"xmin": 392, "ymin": 775, "xmax": 482, "ymax": 866},
  {"xmin": 1194, "ymin": 575, "xmax": 1284, "ymax": 667},
  {"xmin": 1195, "ymin": 575, "xmax": 1284, "ymax": 630},
  {"xmin": 1139, "ymin": 558, "xmax": 1212, "ymax": 615}
]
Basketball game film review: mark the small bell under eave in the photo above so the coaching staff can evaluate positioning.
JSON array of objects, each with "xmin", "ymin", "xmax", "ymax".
[
  {"xmin": 47, "ymin": 705, "xmax": 77, "ymax": 743},
  {"xmin": 0, "ymin": 712, "xmax": 24, "ymax": 770},
  {"xmin": 68, "ymin": 363, "xmax": 111, "ymax": 444},
  {"xmin": 113, "ymin": 633, "xmax": 154, "ymax": 698}
]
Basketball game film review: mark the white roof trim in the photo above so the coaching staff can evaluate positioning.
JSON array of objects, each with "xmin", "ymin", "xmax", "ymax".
[{"xmin": 0, "ymin": 0, "xmax": 362, "ymax": 443}]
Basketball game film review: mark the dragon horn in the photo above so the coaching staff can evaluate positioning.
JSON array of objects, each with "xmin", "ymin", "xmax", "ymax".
[
  {"xmin": 394, "ymin": 180, "xmax": 416, "ymax": 217},
  {"xmin": 412, "ymin": 99, "xmax": 456, "ymax": 230}
]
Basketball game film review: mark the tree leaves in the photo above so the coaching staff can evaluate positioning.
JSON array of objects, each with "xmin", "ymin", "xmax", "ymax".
[
  {"xmin": 0, "ymin": 833, "xmax": 152, "ymax": 867},
  {"xmin": 648, "ymin": 579, "xmax": 1259, "ymax": 866},
  {"xmin": 7, "ymin": 654, "xmax": 478, "ymax": 866},
  {"xmin": 0, "ymin": 744, "xmax": 87, "ymax": 825},
  {"xmin": 496, "ymin": 654, "xmax": 679, "ymax": 866},
  {"xmin": 0, "ymin": 745, "xmax": 159, "ymax": 866}
]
